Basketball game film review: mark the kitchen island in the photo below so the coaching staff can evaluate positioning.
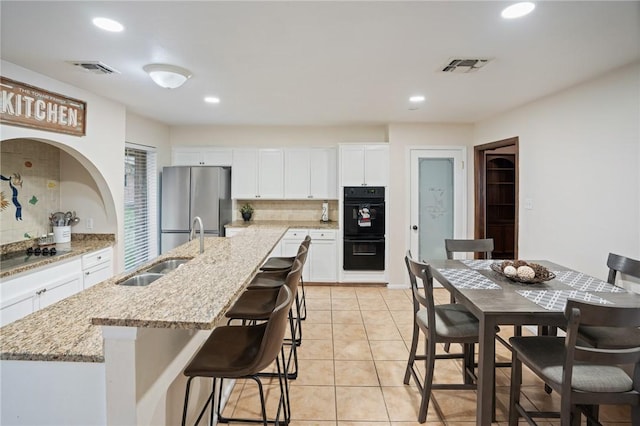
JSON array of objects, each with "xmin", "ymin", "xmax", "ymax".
[{"xmin": 0, "ymin": 225, "xmax": 287, "ymax": 425}]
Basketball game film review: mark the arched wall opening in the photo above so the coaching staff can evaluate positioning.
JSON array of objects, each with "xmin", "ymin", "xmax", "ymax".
[{"xmin": 1, "ymin": 137, "xmax": 118, "ymax": 256}]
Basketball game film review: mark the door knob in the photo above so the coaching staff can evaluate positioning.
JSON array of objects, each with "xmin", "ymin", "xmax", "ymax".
[{"xmin": 412, "ymin": 225, "xmax": 418, "ymax": 230}]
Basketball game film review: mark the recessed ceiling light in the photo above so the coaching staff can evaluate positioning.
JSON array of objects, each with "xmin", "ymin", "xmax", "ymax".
[
  {"xmin": 92, "ymin": 17, "xmax": 124, "ymax": 32},
  {"xmin": 409, "ymin": 95, "xmax": 425, "ymax": 103},
  {"xmin": 501, "ymin": 2, "xmax": 535, "ymax": 19},
  {"xmin": 204, "ymin": 97, "xmax": 221, "ymax": 104}
]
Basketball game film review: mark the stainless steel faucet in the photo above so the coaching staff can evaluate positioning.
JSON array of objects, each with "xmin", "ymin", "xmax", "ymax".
[{"xmin": 189, "ymin": 216, "xmax": 204, "ymax": 254}]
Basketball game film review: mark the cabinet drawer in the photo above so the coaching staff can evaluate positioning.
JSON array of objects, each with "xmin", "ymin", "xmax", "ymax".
[
  {"xmin": 82, "ymin": 247, "xmax": 112, "ymax": 269},
  {"xmin": 84, "ymin": 262, "xmax": 113, "ymax": 289},
  {"xmin": 284, "ymin": 229, "xmax": 309, "ymax": 240},
  {"xmin": 309, "ymin": 230, "xmax": 336, "ymax": 240}
]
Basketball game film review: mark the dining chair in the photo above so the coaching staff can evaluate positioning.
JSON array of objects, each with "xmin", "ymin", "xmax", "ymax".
[
  {"xmin": 404, "ymin": 251, "xmax": 479, "ymax": 423},
  {"xmin": 181, "ymin": 285, "xmax": 294, "ymax": 426},
  {"xmin": 577, "ymin": 253, "xmax": 640, "ymax": 349},
  {"xmin": 508, "ymin": 299, "xmax": 640, "ymax": 426},
  {"xmin": 443, "ymin": 238, "xmax": 497, "ymax": 352}
]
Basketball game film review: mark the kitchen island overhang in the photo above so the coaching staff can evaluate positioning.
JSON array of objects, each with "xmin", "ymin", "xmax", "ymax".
[{"xmin": 0, "ymin": 225, "xmax": 287, "ymax": 426}]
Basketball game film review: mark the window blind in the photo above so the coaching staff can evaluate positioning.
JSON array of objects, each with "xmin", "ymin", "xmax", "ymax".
[{"xmin": 124, "ymin": 145, "xmax": 158, "ymax": 271}]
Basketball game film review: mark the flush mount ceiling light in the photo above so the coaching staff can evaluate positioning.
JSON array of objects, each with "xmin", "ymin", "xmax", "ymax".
[
  {"xmin": 92, "ymin": 17, "xmax": 124, "ymax": 32},
  {"xmin": 501, "ymin": 2, "xmax": 535, "ymax": 19},
  {"xmin": 204, "ymin": 96, "xmax": 220, "ymax": 104},
  {"xmin": 409, "ymin": 95, "xmax": 425, "ymax": 103},
  {"xmin": 143, "ymin": 64, "xmax": 192, "ymax": 89}
]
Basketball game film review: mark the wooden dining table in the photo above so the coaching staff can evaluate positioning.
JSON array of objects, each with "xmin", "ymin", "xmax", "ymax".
[{"xmin": 427, "ymin": 258, "xmax": 640, "ymax": 426}]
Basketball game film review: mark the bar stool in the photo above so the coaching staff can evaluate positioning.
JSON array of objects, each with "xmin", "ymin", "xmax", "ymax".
[
  {"xmin": 181, "ymin": 285, "xmax": 294, "ymax": 426},
  {"xmin": 249, "ymin": 240, "xmax": 310, "ymax": 346},
  {"xmin": 259, "ymin": 235, "xmax": 311, "ymax": 319},
  {"xmin": 226, "ymin": 256, "xmax": 306, "ymax": 379}
]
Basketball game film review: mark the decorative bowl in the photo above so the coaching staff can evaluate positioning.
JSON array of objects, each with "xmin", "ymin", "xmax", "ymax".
[{"xmin": 490, "ymin": 261, "xmax": 555, "ymax": 284}]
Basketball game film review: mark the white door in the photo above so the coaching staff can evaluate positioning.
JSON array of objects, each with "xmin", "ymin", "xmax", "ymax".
[{"xmin": 409, "ymin": 148, "xmax": 466, "ymax": 262}]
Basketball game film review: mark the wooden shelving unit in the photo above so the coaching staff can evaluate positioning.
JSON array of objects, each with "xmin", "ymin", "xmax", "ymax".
[{"xmin": 485, "ymin": 154, "xmax": 516, "ymax": 258}]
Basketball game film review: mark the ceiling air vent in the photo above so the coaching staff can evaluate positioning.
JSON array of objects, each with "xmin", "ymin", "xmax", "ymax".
[
  {"xmin": 69, "ymin": 61, "xmax": 120, "ymax": 75},
  {"xmin": 441, "ymin": 58, "xmax": 491, "ymax": 73}
]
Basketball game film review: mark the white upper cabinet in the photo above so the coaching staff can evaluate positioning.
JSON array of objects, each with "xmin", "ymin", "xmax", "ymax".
[
  {"xmin": 284, "ymin": 147, "xmax": 337, "ymax": 199},
  {"xmin": 284, "ymin": 149, "xmax": 311, "ymax": 199},
  {"xmin": 258, "ymin": 149, "xmax": 285, "ymax": 198},
  {"xmin": 172, "ymin": 147, "xmax": 233, "ymax": 166},
  {"xmin": 232, "ymin": 149, "xmax": 284, "ymax": 199},
  {"xmin": 339, "ymin": 144, "xmax": 389, "ymax": 187}
]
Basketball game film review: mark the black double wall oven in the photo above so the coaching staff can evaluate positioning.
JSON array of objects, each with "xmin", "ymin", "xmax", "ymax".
[{"xmin": 343, "ymin": 186, "xmax": 385, "ymax": 271}]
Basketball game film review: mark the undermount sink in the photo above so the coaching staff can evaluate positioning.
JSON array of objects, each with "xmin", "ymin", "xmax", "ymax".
[
  {"xmin": 118, "ymin": 273, "xmax": 164, "ymax": 287},
  {"xmin": 144, "ymin": 258, "xmax": 191, "ymax": 274}
]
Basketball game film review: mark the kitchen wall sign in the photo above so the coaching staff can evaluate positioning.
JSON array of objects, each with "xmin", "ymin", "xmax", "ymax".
[{"xmin": 0, "ymin": 76, "xmax": 86, "ymax": 136}]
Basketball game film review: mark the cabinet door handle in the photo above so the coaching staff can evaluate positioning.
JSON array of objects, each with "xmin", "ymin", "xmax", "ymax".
[
  {"xmin": 412, "ymin": 225, "xmax": 418, "ymax": 230},
  {"xmin": 97, "ymin": 256, "xmax": 102, "ymax": 260},
  {"xmin": 86, "ymin": 271, "xmax": 91, "ymax": 275}
]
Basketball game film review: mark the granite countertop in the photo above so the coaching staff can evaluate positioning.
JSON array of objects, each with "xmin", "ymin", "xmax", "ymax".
[
  {"xmin": 0, "ymin": 235, "xmax": 115, "ymax": 280},
  {"xmin": 226, "ymin": 220, "xmax": 339, "ymax": 230},
  {"xmin": 0, "ymin": 225, "xmax": 286, "ymax": 363}
]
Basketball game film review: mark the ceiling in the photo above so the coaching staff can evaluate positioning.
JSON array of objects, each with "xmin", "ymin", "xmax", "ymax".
[{"xmin": 1, "ymin": 1, "xmax": 639, "ymax": 127}]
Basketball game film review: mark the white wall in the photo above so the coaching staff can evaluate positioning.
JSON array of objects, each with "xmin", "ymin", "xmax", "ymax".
[
  {"xmin": 169, "ymin": 124, "xmax": 387, "ymax": 147},
  {"xmin": 387, "ymin": 124, "xmax": 474, "ymax": 286},
  {"xmin": 125, "ymin": 112, "xmax": 171, "ymax": 168},
  {"xmin": 474, "ymin": 62, "xmax": 640, "ymax": 282}
]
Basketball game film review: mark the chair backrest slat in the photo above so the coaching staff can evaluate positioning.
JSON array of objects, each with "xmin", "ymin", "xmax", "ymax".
[
  {"xmin": 606, "ymin": 253, "xmax": 640, "ymax": 285},
  {"xmin": 445, "ymin": 239, "xmax": 494, "ymax": 260},
  {"xmin": 405, "ymin": 251, "xmax": 436, "ymax": 327},
  {"xmin": 564, "ymin": 300, "xmax": 640, "ymax": 366}
]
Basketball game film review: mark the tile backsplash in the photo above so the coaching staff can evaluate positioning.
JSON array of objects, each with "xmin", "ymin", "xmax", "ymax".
[
  {"xmin": 235, "ymin": 199, "xmax": 338, "ymax": 222},
  {"xmin": 1, "ymin": 139, "xmax": 60, "ymax": 244}
]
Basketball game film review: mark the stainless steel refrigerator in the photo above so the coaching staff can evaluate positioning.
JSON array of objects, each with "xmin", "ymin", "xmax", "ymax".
[{"xmin": 160, "ymin": 166, "xmax": 232, "ymax": 253}]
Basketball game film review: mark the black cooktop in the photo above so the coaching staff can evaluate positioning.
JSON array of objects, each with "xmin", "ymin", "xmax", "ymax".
[{"xmin": 0, "ymin": 247, "xmax": 73, "ymax": 271}]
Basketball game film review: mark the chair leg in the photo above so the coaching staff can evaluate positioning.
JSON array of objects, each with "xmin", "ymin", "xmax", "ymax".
[
  {"xmin": 404, "ymin": 320, "xmax": 420, "ymax": 385},
  {"xmin": 418, "ymin": 339, "xmax": 436, "ymax": 423},
  {"xmin": 508, "ymin": 353, "xmax": 522, "ymax": 426},
  {"xmin": 443, "ymin": 293, "xmax": 456, "ymax": 353},
  {"xmin": 462, "ymin": 343, "xmax": 475, "ymax": 384}
]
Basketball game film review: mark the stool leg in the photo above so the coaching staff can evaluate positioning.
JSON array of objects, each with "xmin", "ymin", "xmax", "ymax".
[
  {"xmin": 181, "ymin": 376, "xmax": 194, "ymax": 426},
  {"xmin": 299, "ymin": 277, "xmax": 307, "ymax": 320}
]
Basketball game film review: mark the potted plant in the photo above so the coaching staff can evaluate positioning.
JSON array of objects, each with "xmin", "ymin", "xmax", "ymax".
[{"xmin": 240, "ymin": 203, "xmax": 254, "ymax": 221}]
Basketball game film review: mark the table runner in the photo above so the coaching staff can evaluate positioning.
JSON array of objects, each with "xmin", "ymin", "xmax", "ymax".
[
  {"xmin": 552, "ymin": 270, "xmax": 625, "ymax": 293},
  {"xmin": 436, "ymin": 268, "xmax": 501, "ymax": 290},
  {"xmin": 460, "ymin": 259, "xmax": 501, "ymax": 270},
  {"xmin": 516, "ymin": 289, "xmax": 613, "ymax": 311}
]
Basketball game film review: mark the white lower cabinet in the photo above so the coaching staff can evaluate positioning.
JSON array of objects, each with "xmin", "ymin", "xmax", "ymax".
[
  {"xmin": 82, "ymin": 247, "xmax": 113, "ymax": 289},
  {"xmin": 224, "ymin": 227, "xmax": 245, "ymax": 237},
  {"xmin": 273, "ymin": 228, "xmax": 337, "ymax": 283},
  {"xmin": 279, "ymin": 229, "xmax": 310, "ymax": 282},
  {"xmin": 308, "ymin": 230, "xmax": 337, "ymax": 282},
  {"xmin": 0, "ymin": 258, "xmax": 83, "ymax": 326}
]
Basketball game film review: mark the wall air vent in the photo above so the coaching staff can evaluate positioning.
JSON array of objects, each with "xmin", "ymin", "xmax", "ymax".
[
  {"xmin": 441, "ymin": 58, "xmax": 491, "ymax": 73},
  {"xmin": 68, "ymin": 61, "xmax": 120, "ymax": 75}
]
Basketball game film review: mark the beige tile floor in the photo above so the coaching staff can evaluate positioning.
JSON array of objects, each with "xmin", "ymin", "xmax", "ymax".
[{"xmin": 220, "ymin": 286, "xmax": 633, "ymax": 425}]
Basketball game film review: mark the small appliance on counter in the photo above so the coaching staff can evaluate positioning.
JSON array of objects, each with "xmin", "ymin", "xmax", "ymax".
[{"xmin": 321, "ymin": 202, "xmax": 329, "ymax": 222}]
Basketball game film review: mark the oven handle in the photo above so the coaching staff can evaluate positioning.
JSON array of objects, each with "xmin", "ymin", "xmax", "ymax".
[{"xmin": 344, "ymin": 238, "xmax": 385, "ymax": 243}]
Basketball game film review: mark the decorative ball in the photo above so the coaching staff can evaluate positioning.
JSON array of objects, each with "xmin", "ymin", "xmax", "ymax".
[
  {"xmin": 516, "ymin": 265, "xmax": 535, "ymax": 280},
  {"xmin": 503, "ymin": 265, "xmax": 517, "ymax": 277}
]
